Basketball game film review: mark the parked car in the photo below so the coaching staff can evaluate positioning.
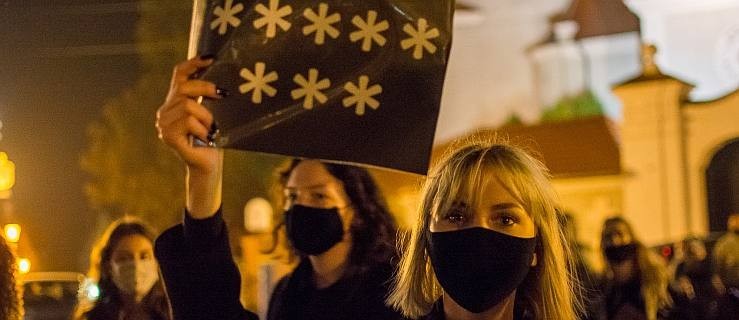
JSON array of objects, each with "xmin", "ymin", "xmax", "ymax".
[{"xmin": 21, "ymin": 272, "xmax": 86, "ymax": 320}]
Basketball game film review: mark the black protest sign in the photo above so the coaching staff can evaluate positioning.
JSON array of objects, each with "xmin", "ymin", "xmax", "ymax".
[{"xmin": 191, "ymin": 0, "xmax": 453, "ymax": 174}]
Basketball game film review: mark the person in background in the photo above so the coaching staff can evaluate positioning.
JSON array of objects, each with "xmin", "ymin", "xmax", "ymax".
[
  {"xmin": 712, "ymin": 212, "xmax": 739, "ymax": 319},
  {"xmin": 669, "ymin": 237, "xmax": 720, "ymax": 320},
  {"xmin": 600, "ymin": 217, "xmax": 671, "ymax": 320},
  {"xmin": 0, "ymin": 234, "xmax": 21, "ymax": 320},
  {"xmin": 559, "ymin": 212, "xmax": 604, "ymax": 320},
  {"xmin": 387, "ymin": 139, "xmax": 581, "ymax": 319},
  {"xmin": 74, "ymin": 217, "xmax": 170, "ymax": 320}
]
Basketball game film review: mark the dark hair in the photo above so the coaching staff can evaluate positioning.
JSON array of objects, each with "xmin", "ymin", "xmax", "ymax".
[
  {"xmin": 0, "ymin": 234, "xmax": 21, "ymax": 320},
  {"xmin": 600, "ymin": 216, "xmax": 637, "ymax": 250},
  {"xmin": 75, "ymin": 217, "xmax": 170, "ymax": 320},
  {"xmin": 275, "ymin": 159, "xmax": 398, "ymax": 271}
]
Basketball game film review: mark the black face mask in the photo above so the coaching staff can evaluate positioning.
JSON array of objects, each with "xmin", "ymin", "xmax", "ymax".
[
  {"xmin": 604, "ymin": 243, "xmax": 638, "ymax": 263},
  {"xmin": 429, "ymin": 227, "xmax": 536, "ymax": 313},
  {"xmin": 284, "ymin": 204, "xmax": 344, "ymax": 256}
]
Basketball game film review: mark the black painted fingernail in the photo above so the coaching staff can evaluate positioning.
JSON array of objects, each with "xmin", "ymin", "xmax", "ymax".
[
  {"xmin": 200, "ymin": 54, "xmax": 215, "ymax": 60},
  {"xmin": 216, "ymin": 87, "xmax": 230, "ymax": 97},
  {"xmin": 208, "ymin": 122, "xmax": 219, "ymax": 136},
  {"xmin": 207, "ymin": 122, "xmax": 220, "ymax": 143}
]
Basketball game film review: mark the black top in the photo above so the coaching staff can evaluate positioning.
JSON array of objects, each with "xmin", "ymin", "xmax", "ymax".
[
  {"xmin": 266, "ymin": 248, "xmax": 403, "ymax": 320},
  {"xmin": 154, "ymin": 209, "xmax": 258, "ymax": 320},
  {"xmin": 605, "ymin": 279, "xmax": 647, "ymax": 320},
  {"xmin": 81, "ymin": 303, "xmax": 168, "ymax": 320},
  {"xmin": 420, "ymin": 299, "xmax": 533, "ymax": 320}
]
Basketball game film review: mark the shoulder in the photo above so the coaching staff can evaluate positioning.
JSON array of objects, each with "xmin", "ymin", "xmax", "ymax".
[
  {"xmin": 363, "ymin": 261, "xmax": 395, "ymax": 282},
  {"xmin": 271, "ymin": 272, "xmax": 293, "ymax": 297},
  {"xmin": 713, "ymin": 234, "xmax": 738, "ymax": 255},
  {"xmin": 154, "ymin": 224, "xmax": 185, "ymax": 260}
]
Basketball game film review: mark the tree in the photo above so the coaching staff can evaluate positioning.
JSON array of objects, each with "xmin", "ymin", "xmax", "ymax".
[
  {"xmin": 81, "ymin": 1, "xmax": 286, "ymax": 234},
  {"xmin": 540, "ymin": 90, "xmax": 604, "ymax": 122},
  {"xmin": 81, "ymin": 1, "xmax": 194, "ymax": 230}
]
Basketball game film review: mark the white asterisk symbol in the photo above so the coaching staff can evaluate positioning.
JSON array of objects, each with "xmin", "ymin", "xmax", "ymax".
[
  {"xmin": 400, "ymin": 18, "xmax": 440, "ymax": 60},
  {"xmin": 343, "ymin": 75, "xmax": 382, "ymax": 116},
  {"xmin": 210, "ymin": 0, "xmax": 244, "ymax": 35},
  {"xmin": 254, "ymin": 0, "xmax": 293, "ymax": 38},
  {"xmin": 291, "ymin": 69, "xmax": 331, "ymax": 109},
  {"xmin": 303, "ymin": 3, "xmax": 341, "ymax": 45},
  {"xmin": 239, "ymin": 62, "xmax": 278, "ymax": 104},
  {"xmin": 349, "ymin": 11, "xmax": 389, "ymax": 52}
]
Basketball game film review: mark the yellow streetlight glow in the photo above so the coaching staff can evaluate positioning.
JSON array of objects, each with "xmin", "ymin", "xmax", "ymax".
[
  {"xmin": 18, "ymin": 258, "xmax": 31, "ymax": 274},
  {"xmin": 3, "ymin": 224, "xmax": 21, "ymax": 243},
  {"xmin": 0, "ymin": 152, "xmax": 15, "ymax": 191}
]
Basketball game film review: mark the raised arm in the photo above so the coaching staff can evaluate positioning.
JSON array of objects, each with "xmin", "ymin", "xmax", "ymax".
[
  {"xmin": 154, "ymin": 57, "xmax": 256, "ymax": 320},
  {"xmin": 156, "ymin": 56, "xmax": 223, "ymax": 219}
]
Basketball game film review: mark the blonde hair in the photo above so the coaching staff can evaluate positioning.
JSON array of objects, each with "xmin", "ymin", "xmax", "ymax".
[{"xmin": 387, "ymin": 137, "xmax": 581, "ymax": 319}]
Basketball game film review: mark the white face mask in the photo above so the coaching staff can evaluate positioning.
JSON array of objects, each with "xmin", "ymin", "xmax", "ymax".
[{"xmin": 111, "ymin": 258, "xmax": 159, "ymax": 300}]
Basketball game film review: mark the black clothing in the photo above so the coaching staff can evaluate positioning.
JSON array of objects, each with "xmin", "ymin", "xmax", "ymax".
[
  {"xmin": 669, "ymin": 259, "xmax": 721, "ymax": 320},
  {"xmin": 605, "ymin": 279, "xmax": 647, "ymax": 320},
  {"xmin": 420, "ymin": 299, "xmax": 533, "ymax": 320},
  {"xmin": 267, "ymin": 258, "xmax": 402, "ymax": 320},
  {"xmin": 81, "ymin": 303, "xmax": 168, "ymax": 320},
  {"xmin": 154, "ymin": 209, "xmax": 258, "ymax": 320}
]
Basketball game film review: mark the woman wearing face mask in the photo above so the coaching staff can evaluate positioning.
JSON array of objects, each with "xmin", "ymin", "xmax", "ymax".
[
  {"xmin": 387, "ymin": 139, "xmax": 580, "ymax": 319},
  {"xmin": 74, "ymin": 218, "xmax": 170, "ymax": 320},
  {"xmin": 265, "ymin": 159, "xmax": 400, "ymax": 320},
  {"xmin": 154, "ymin": 57, "xmax": 402, "ymax": 320},
  {"xmin": 600, "ymin": 217, "xmax": 671, "ymax": 320}
]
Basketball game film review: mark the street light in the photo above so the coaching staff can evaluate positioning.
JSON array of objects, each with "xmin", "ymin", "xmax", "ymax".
[
  {"xmin": 3, "ymin": 224, "xmax": 21, "ymax": 243},
  {"xmin": 0, "ymin": 151, "xmax": 15, "ymax": 192},
  {"xmin": 18, "ymin": 258, "xmax": 31, "ymax": 274},
  {"xmin": 244, "ymin": 197, "xmax": 273, "ymax": 234}
]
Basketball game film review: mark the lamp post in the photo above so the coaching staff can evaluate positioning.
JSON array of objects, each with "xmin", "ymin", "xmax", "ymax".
[
  {"xmin": 0, "ymin": 151, "xmax": 15, "ymax": 199},
  {"xmin": 3, "ymin": 223, "xmax": 20, "ymax": 243}
]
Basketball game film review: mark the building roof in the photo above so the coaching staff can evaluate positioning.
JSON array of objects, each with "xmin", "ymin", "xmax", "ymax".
[
  {"xmin": 557, "ymin": 0, "xmax": 639, "ymax": 39},
  {"xmin": 433, "ymin": 116, "xmax": 622, "ymax": 178},
  {"xmin": 533, "ymin": 0, "xmax": 640, "ymax": 47}
]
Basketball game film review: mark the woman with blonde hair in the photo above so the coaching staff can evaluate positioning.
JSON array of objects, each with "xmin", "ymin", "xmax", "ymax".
[
  {"xmin": 600, "ymin": 217, "xmax": 671, "ymax": 320},
  {"xmin": 387, "ymin": 138, "xmax": 580, "ymax": 319}
]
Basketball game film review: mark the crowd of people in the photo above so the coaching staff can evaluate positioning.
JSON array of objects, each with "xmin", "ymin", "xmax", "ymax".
[{"xmin": 1, "ymin": 56, "xmax": 737, "ymax": 320}]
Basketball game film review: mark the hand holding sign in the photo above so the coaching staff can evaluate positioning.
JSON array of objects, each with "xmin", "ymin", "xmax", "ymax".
[{"xmin": 155, "ymin": 57, "xmax": 225, "ymax": 218}]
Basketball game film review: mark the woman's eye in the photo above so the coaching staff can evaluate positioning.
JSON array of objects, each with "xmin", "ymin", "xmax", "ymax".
[
  {"xmin": 285, "ymin": 192, "xmax": 297, "ymax": 203},
  {"xmin": 311, "ymin": 192, "xmax": 328, "ymax": 201},
  {"xmin": 113, "ymin": 254, "xmax": 133, "ymax": 264},
  {"xmin": 497, "ymin": 215, "xmax": 516, "ymax": 226}
]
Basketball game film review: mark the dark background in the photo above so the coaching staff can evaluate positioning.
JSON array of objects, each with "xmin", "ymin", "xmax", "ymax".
[{"xmin": 0, "ymin": 0, "xmax": 145, "ymax": 271}]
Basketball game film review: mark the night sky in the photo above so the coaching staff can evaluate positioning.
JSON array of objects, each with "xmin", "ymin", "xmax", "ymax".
[{"xmin": 0, "ymin": 1, "xmax": 144, "ymax": 271}]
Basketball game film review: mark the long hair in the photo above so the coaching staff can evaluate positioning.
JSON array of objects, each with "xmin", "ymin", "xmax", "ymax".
[
  {"xmin": 601, "ymin": 217, "xmax": 671, "ymax": 320},
  {"xmin": 273, "ymin": 159, "xmax": 398, "ymax": 271},
  {"xmin": 74, "ymin": 217, "xmax": 170, "ymax": 320},
  {"xmin": 0, "ymin": 234, "xmax": 21, "ymax": 320},
  {"xmin": 387, "ymin": 137, "xmax": 581, "ymax": 319}
]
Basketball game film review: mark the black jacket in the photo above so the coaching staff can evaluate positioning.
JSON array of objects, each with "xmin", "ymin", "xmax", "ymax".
[
  {"xmin": 420, "ymin": 299, "xmax": 533, "ymax": 320},
  {"xmin": 154, "ymin": 209, "xmax": 258, "ymax": 320},
  {"xmin": 267, "ymin": 258, "xmax": 403, "ymax": 320}
]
